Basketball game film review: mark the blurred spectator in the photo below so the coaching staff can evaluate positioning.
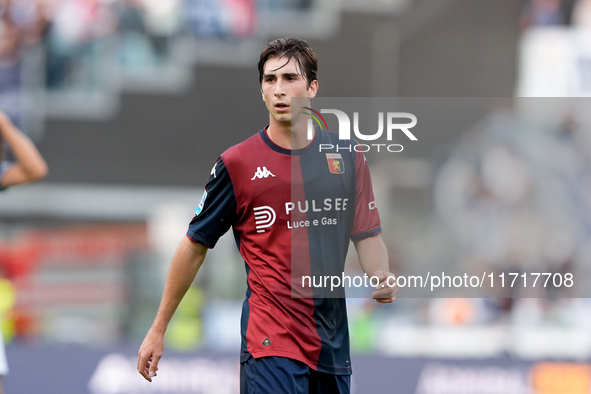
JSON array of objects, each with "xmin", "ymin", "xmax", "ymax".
[
  {"xmin": 520, "ymin": 0, "xmax": 569, "ymax": 30},
  {"xmin": 572, "ymin": 0, "xmax": 591, "ymax": 27},
  {"xmin": 44, "ymin": 0, "xmax": 117, "ymax": 89},
  {"xmin": 0, "ymin": 0, "xmax": 49, "ymax": 131},
  {"xmin": 0, "ymin": 2, "xmax": 21, "ymax": 64},
  {"xmin": 7, "ymin": 0, "xmax": 50, "ymax": 44},
  {"xmin": 116, "ymin": 0, "xmax": 182, "ymax": 69},
  {"xmin": 184, "ymin": 0, "xmax": 256, "ymax": 38},
  {"xmin": 0, "ymin": 1, "xmax": 24, "ymax": 128}
]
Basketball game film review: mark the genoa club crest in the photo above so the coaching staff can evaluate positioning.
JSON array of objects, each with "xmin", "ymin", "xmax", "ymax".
[{"xmin": 326, "ymin": 153, "xmax": 345, "ymax": 174}]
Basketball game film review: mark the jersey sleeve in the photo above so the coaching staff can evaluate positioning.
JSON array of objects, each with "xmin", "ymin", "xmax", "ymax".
[
  {"xmin": 186, "ymin": 157, "xmax": 237, "ymax": 248},
  {"xmin": 351, "ymin": 150, "xmax": 382, "ymax": 241}
]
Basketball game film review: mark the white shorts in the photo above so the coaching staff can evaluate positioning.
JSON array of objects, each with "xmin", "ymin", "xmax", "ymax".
[{"xmin": 0, "ymin": 333, "xmax": 8, "ymax": 375}]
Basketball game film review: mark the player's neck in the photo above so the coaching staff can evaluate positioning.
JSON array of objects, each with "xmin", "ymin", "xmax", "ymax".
[{"xmin": 267, "ymin": 117, "xmax": 312, "ymax": 150}]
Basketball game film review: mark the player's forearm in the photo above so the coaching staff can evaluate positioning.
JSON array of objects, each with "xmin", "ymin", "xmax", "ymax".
[
  {"xmin": 354, "ymin": 234, "xmax": 389, "ymax": 276},
  {"xmin": 0, "ymin": 113, "xmax": 48, "ymax": 181},
  {"xmin": 150, "ymin": 237, "xmax": 207, "ymax": 333}
]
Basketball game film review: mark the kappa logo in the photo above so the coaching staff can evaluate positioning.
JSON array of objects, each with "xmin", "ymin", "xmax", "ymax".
[
  {"xmin": 251, "ymin": 166, "xmax": 276, "ymax": 180},
  {"xmin": 253, "ymin": 206, "xmax": 276, "ymax": 233},
  {"xmin": 211, "ymin": 162, "xmax": 217, "ymax": 178}
]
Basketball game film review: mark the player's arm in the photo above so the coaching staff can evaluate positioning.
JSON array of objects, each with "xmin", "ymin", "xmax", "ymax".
[
  {"xmin": 137, "ymin": 236, "xmax": 208, "ymax": 382},
  {"xmin": 0, "ymin": 111, "xmax": 48, "ymax": 188},
  {"xmin": 354, "ymin": 234, "xmax": 398, "ymax": 303}
]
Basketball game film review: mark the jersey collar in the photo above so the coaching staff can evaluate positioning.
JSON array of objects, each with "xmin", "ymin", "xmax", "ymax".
[{"xmin": 259, "ymin": 126, "xmax": 320, "ymax": 156}]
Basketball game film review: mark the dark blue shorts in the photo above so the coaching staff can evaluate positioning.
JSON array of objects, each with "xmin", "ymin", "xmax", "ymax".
[{"xmin": 240, "ymin": 356, "xmax": 351, "ymax": 394}]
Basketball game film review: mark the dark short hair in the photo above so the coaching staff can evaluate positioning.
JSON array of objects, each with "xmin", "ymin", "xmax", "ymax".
[{"xmin": 258, "ymin": 37, "xmax": 318, "ymax": 87}]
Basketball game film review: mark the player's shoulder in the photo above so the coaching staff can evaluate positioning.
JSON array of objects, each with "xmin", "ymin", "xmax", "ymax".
[{"xmin": 221, "ymin": 130, "xmax": 265, "ymax": 163}]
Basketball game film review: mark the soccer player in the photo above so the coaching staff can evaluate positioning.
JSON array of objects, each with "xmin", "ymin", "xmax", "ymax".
[
  {"xmin": 137, "ymin": 37, "xmax": 398, "ymax": 394},
  {"xmin": 0, "ymin": 110, "xmax": 48, "ymax": 394}
]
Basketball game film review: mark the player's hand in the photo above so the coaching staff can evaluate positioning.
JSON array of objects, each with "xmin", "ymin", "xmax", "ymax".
[
  {"xmin": 371, "ymin": 270, "xmax": 398, "ymax": 303},
  {"xmin": 137, "ymin": 329, "xmax": 164, "ymax": 382}
]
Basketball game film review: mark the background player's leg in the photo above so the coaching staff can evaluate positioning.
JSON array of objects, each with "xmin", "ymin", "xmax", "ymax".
[
  {"xmin": 309, "ymin": 369, "xmax": 350, "ymax": 394},
  {"xmin": 240, "ymin": 356, "xmax": 309, "ymax": 394}
]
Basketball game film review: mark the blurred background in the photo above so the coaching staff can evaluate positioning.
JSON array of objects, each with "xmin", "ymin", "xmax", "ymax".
[{"xmin": 2, "ymin": 0, "xmax": 591, "ymax": 392}]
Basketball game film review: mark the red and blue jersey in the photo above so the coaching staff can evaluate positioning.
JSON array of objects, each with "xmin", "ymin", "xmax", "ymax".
[{"xmin": 187, "ymin": 127, "xmax": 381, "ymax": 375}]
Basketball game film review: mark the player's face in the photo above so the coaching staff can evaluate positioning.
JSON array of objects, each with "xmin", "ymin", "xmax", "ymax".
[{"xmin": 261, "ymin": 56, "xmax": 318, "ymax": 126}]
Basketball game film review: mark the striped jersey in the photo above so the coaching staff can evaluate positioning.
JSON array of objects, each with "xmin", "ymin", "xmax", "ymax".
[{"xmin": 187, "ymin": 127, "xmax": 381, "ymax": 374}]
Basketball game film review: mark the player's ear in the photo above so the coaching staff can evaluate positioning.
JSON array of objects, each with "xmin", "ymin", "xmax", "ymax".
[{"xmin": 308, "ymin": 80, "xmax": 318, "ymax": 99}]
